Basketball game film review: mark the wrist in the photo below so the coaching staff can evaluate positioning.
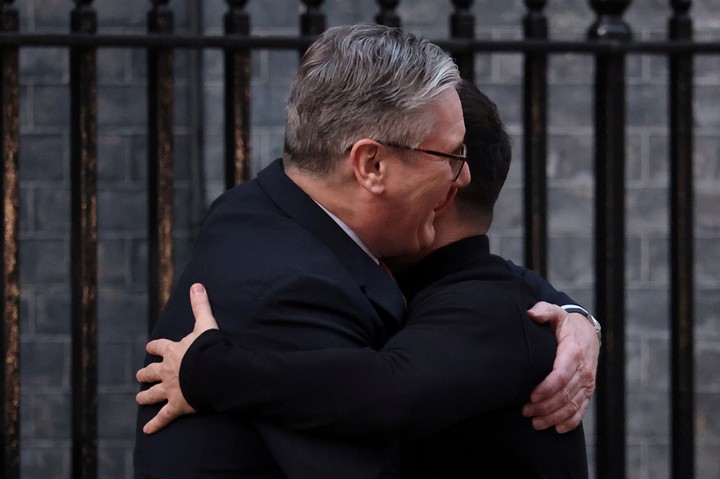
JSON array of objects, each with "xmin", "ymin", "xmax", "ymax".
[{"xmin": 561, "ymin": 305, "xmax": 602, "ymax": 346}]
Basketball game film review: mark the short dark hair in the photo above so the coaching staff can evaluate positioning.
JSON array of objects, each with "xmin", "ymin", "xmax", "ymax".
[{"xmin": 455, "ymin": 80, "xmax": 512, "ymax": 221}]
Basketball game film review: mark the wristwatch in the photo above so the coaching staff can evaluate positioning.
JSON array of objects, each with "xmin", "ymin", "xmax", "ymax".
[{"xmin": 562, "ymin": 305, "xmax": 602, "ymax": 346}]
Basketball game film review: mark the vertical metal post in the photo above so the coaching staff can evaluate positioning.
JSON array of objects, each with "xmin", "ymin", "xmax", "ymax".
[
  {"xmin": 70, "ymin": 1, "xmax": 98, "ymax": 477},
  {"xmin": 587, "ymin": 2, "xmax": 631, "ymax": 478},
  {"xmin": 375, "ymin": 0, "xmax": 401, "ymax": 28},
  {"xmin": 187, "ymin": 0, "xmax": 206, "ymax": 235},
  {"xmin": 0, "ymin": 2, "xmax": 19, "ymax": 478},
  {"xmin": 450, "ymin": 0, "xmax": 475, "ymax": 82},
  {"xmin": 147, "ymin": 0, "xmax": 175, "ymax": 332},
  {"xmin": 300, "ymin": 0, "xmax": 325, "ymax": 57},
  {"xmin": 301, "ymin": 0, "xmax": 325, "ymax": 35},
  {"xmin": 523, "ymin": 0, "xmax": 549, "ymax": 276},
  {"xmin": 224, "ymin": 0, "xmax": 251, "ymax": 188},
  {"xmin": 668, "ymin": 1, "xmax": 694, "ymax": 478}
]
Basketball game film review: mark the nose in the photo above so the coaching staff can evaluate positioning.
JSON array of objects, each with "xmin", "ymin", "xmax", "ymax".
[{"xmin": 453, "ymin": 162, "xmax": 471, "ymax": 187}]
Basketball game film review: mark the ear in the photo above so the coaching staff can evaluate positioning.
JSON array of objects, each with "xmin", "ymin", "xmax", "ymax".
[{"xmin": 348, "ymin": 139, "xmax": 387, "ymax": 195}]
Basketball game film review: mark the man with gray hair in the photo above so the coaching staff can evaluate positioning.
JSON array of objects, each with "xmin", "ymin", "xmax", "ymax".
[{"xmin": 135, "ymin": 24, "xmax": 597, "ymax": 478}]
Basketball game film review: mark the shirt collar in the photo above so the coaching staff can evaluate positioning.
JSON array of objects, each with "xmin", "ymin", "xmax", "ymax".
[{"xmin": 314, "ymin": 202, "xmax": 379, "ymax": 264}]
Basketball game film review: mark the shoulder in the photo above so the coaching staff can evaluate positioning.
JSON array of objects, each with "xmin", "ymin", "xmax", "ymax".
[
  {"xmin": 407, "ymin": 276, "xmax": 555, "ymax": 361},
  {"xmin": 407, "ymin": 278, "xmax": 529, "ymax": 337},
  {"xmin": 410, "ymin": 269, "xmax": 533, "ymax": 317}
]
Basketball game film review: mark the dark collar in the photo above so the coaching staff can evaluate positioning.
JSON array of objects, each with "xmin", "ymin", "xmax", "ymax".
[{"xmin": 398, "ymin": 235, "xmax": 492, "ymax": 300}]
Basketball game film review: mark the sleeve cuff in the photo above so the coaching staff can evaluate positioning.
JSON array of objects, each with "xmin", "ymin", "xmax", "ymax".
[{"xmin": 179, "ymin": 328, "xmax": 227, "ymax": 412}]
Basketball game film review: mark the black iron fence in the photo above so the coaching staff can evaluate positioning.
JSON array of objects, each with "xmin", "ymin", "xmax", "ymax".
[{"xmin": 0, "ymin": 0, "xmax": 717, "ymax": 478}]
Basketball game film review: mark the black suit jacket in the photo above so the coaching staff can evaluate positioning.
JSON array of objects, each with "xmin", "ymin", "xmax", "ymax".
[
  {"xmin": 178, "ymin": 237, "xmax": 588, "ymax": 477},
  {"xmin": 136, "ymin": 159, "xmax": 583, "ymax": 478},
  {"xmin": 135, "ymin": 159, "xmax": 407, "ymax": 478}
]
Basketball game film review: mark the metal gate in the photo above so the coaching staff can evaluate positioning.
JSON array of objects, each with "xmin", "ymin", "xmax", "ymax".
[{"xmin": 1, "ymin": 1, "xmax": 718, "ymax": 478}]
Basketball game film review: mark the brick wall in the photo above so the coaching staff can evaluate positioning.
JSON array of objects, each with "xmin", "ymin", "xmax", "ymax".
[{"xmin": 16, "ymin": 1, "xmax": 720, "ymax": 478}]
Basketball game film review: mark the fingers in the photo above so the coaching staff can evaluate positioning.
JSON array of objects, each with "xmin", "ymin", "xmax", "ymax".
[
  {"xmin": 135, "ymin": 283, "xmax": 214, "ymax": 436},
  {"xmin": 554, "ymin": 394, "xmax": 591, "ymax": 434},
  {"xmin": 523, "ymin": 319, "xmax": 598, "ymax": 431},
  {"xmin": 136, "ymin": 362, "xmax": 162, "ymax": 383},
  {"xmin": 523, "ymin": 353, "xmax": 596, "ymax": 432},
  {"xmin": 190, "ymin": 283, "xmax": 219, "ymax": 333},
  {"xmin": 529, "ymin": 310, "xmax": 597, "ymax": 404},
  {"xmin": 523, "ymin": 366, "xmax": 580, "ymax": 417},
  {"xmin": 529, "ymin": 335, "xmax": 582, "ymax": 403},
  {"xmin": 530, "ymin": 386, "xmax": 592, "ymax": 433},
  {"xmin": 139, "ymin": 389, "xmax": 197, "ymax": 435},
  {"xmin": 526, "ymin": 301, "xmax": 556, "ymax": 324},
  {"xmin": 523, "ymin": 370, "xmax": 582, "ymax": 422},
  {"xmin": 527, "ymin": 365, "xmax": 571, "ymax": 404},
  {"xmin": 145, "ymin": 338, "xmax": 173, "ymax": 357},
  {"xmin": 136, "ymin": 382, "xmax": 168, "ymax": 406},
  {"xmin": 142, "ymin": 403, "xmax": 179, "ymax": 435}
]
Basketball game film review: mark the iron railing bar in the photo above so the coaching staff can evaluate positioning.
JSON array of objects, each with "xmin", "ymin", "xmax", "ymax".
[
  {"xmin": 187, "ymin": 0, "xmax": 207, "ymax": 236},
  {"xmin": 451, "ymin": 0, "xmax": 476, "ymax": 83},
  {"xmin": 669, "ymin": 2, "xmax": 695, "ymax": 478},
  {"xmin": 299, "ymin": 2, "xmax": 326, "ymax": 58},
  {"xmin": 69, "ymin": 2, "xmax": 99, "ymax": 478},
  {"xmin": 376, "ymin": 0, "xmax": 400, "ymax": 27},
  {"xmin": 0, "ymin": 33, "xmax": 717, "ymax": 53},
  {"xmin": 589, "ymin": 2, "xmax": 632, "ymax": 479},
  {"xmin": 147, "ymin": 2, "xmax": 175, "ymax": 331},
  {"xmin": 522, "ymin": 0, "xmax": 549, "ymax": 276},
  {"xmin": 223, "ymin": 1, "xmax": 251, "ymax": 188},
  {"xmin": 0, "ymin": 33, "xmax": 318, "ymax": 49},
  {"xmin": 0, "ymin": 2, "xmax": 20, "ymax": 478}
]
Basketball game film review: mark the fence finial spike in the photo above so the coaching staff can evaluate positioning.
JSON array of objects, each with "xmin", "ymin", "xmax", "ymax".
[{"xmin": 588, "ymin": 0, "xmax": 632, "ymax": 40}]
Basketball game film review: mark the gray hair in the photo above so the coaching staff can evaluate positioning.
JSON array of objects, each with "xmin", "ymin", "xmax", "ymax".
[{"xmin": 283, "ymin": 23, "xmax": 461, "ymax": 174}]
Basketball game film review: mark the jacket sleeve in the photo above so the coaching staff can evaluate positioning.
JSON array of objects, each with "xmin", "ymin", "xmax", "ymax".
[
  {"xmin": 505, "ymin": 260, "xmax": 578, "ymax": 307},
  {"xmin": 180, "ymin": 282, "xmax": 556, "ymax": 440}
]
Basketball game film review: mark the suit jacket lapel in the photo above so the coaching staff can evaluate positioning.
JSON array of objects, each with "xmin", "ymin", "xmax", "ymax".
[{"xmin": 257, "ymin": 159, "xmax": 406, "ymax": 330}]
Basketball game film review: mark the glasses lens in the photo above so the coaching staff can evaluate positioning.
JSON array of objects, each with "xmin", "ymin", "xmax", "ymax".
[
  {"xmin": 452, "ymin": 150, "xmax": 465, "ymax": 173},
  {"xmin": 451, "ymin": 145, "xmax": 467, "ymax": 180},
  {"xmin": 450, "ymin": 146, "xmax": 464, "ymax": 173}
]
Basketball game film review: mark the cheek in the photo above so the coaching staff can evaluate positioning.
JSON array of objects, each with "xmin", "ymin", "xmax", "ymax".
[
  {"xmin": 423, "ymin": 180, "xmax": 451, "ymax": 206},
  {"xmin": 395, "ymin": 174, "xmax": 448, "ymax": 224},
  {"xmin": 411, "ymin": 201, "xmax": 437, "ymax": 231},
  {"xmin": 409, "ymin": 185, "xmax": 443, "ymax": 217}
]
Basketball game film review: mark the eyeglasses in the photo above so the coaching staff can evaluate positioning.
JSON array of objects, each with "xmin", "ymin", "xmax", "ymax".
[{"xmin": 378, "ymin": 141, "xmax": 467, "ymax": 182}]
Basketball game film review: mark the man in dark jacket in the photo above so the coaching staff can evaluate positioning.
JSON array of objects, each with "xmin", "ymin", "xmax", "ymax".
[{"xmin": 135, "ymin": 25, "xmax": 598, "ymax": 479}]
